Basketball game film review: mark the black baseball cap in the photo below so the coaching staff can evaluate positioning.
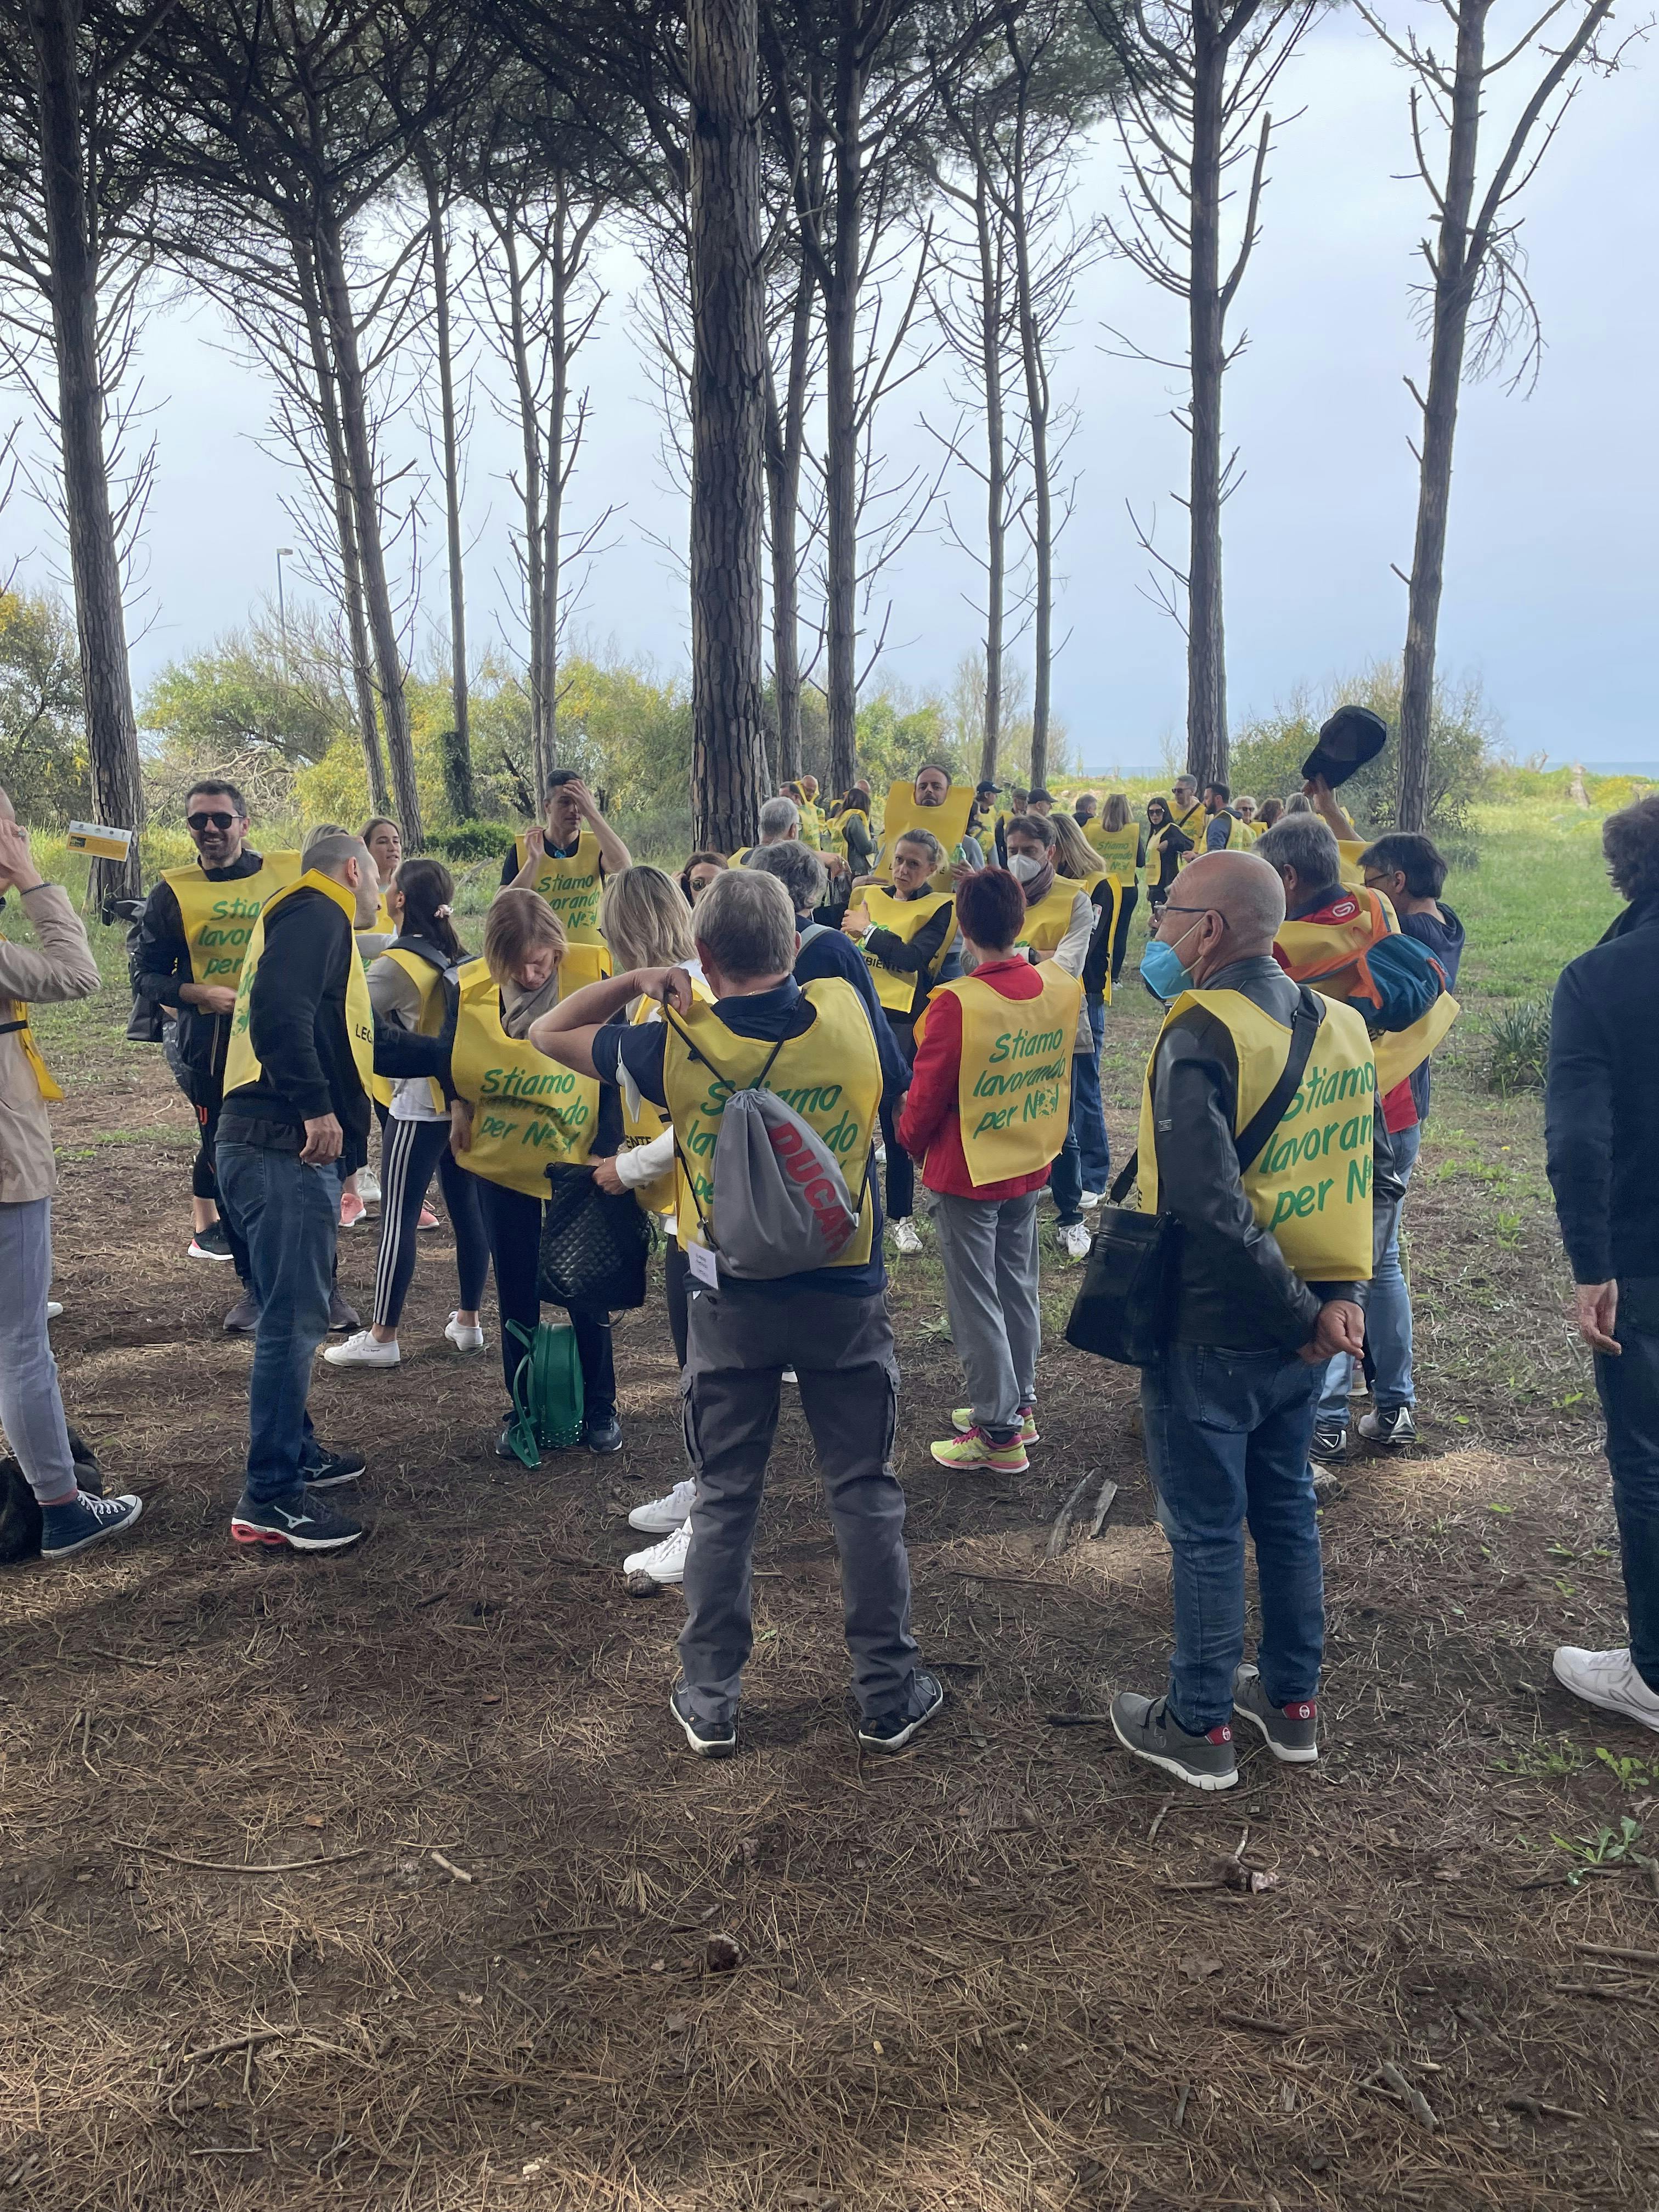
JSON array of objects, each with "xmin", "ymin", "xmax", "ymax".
[
  {"xmin": 974, "ymin": 779, "xmax": 1002, "ymax": 797},
  {"xmin": 1302, "ymin": 704, "xmax": 1388, "ymax": 789}
]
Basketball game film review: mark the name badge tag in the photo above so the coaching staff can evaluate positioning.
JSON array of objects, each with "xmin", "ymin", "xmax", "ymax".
[{"xmin": 687, "ymin": 1239, "xmax": 720, "ymax": 1290}]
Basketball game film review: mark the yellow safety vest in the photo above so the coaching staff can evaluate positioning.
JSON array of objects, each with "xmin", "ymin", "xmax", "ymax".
[
  {"xmin": 661, "ymin": 978, "xmax": 881, "ymax": 1265},
  {"xmin": 449, "ymin": 957, "xmax": 601, "ymax": 1199},
  {"xmin": 223, "ymin": 872, "xmax": 375, "ymax": 1104},
  {"xmin": 879, "ymin": 781, "xmax": 975, "ymax": 891},
  {"xmin": 1336, "ymin": 839, "xmax": 1368, "ymax": 889},
  {"xmin": 796, "ymin": 800, "xmax": 823, "ymax": 847},
  {"xmin": 513, "ymin": 828, "xmax": 605, "ymax": 946},
  {"xmin": 161, "ymin": 849, "xmax": 303, "ymax": 987},
  {"xmin": 369, "ymin": 944, "xmax": 450, "ymax": 1113},
  {"xmin": 933, "ymin": 966, "xmax": 1082, "ymax": 1187},
  {"xmin": 860, "ymin": 887, "xmax": 955, "ymax": 1015},
  {"xmin": 1085, "ymin": 822, "xmax": 1141, "ymax": 883},
  {"xmin": 1019, "ymin": 881, "xmax": 1088, "ymax": 958},
  {"xmin": 1, "ymin": 1002, "xmax": 61, "ymax": 1101},
  {"xmin": 1138, "ymin": 988, "xmax": 1375, "ymax": 1282},
  {"xmin": 1276, "ymin": 890, "xmax": 1396, "ymax": 1009}
]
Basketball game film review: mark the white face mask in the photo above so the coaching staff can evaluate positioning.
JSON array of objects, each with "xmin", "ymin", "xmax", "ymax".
[{"xmin": 1007, "ymin": 851, "xmax": 1044, "ymax": 884}]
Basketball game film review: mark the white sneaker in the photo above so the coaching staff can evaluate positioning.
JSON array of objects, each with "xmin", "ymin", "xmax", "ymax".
[
  {"xmin": 1551, "ymin": 1646, "xmax": 1659, "ymax": 1734},
  {"xmin": 445, "ymin": 1313, "xmax": 485, "ymax": 1353},
  {"xmin": 782, "ymin": 1367, "xmax": 798, "ymax": 1384},
  {"xmin": 46, "ymin": 1300, "xmax": 63, "ymax": 1321},
  {"xmin": 357, "ymin": 1169, "xmax": 381, "ymax": 1204},
  {"xmin": 1080, "ymin": 1190, "xmax": 1104, "ymax": 1209},
  {"xmin": 889, "ymin": 1217, "xmax": 923, "ymax": 1256},
  {"xmin": 1059, "ymin": 1221, "xmax": 1093, "ymax": 1262},
  {"xmin": 323, "ymin": 1329, "xmax": 400, "ymax": 1369},
  {"xmin": 629, "ymin": 1477, "xmax": 696, "ymax": 1534},
  {"xmin": 624, "ymin": 1520, "xmax": 692, "ymax": 1584}
]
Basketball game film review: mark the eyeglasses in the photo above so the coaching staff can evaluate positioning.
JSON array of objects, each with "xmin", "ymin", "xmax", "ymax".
[
  {"xmin": 187, "ymin": 811, "xmax": 239, "ymax": 832},
  {"xmin": 1159, "ymin": 904, "xmax": 1216, "ymax": 919}
]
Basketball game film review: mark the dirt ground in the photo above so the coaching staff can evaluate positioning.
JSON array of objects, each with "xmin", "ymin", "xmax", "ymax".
[{"xmin": 4, "ymin": 1018, "xmax": 1658, "ymax": 2212}]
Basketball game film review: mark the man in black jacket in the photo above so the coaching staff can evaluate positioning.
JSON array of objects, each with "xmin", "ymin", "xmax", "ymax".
[
  {"xmin": 1546, "ymin": 795, "xmax": 1659, "ymax": 1734},
  {"xmin": 216, "ymin": 833, "xmax": 383, "ymax": 1553},
  {"xmin": 134, "ymin": 779, "xmax": 284, "ymax": 1323},
  {"xmin": 1110, "ymin": 852, "xmax": 1372, "ymax": 1792}
]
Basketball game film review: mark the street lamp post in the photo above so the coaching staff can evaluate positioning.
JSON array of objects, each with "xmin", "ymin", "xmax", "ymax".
[{"xmin": 275, "ymin": 546, "xmax": 295, "ymax": 674}]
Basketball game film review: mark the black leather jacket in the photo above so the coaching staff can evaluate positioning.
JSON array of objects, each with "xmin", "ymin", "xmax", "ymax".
[{"xmin": 1148, "ymin": 955, "xmax": 1393, "ymax": 1352}]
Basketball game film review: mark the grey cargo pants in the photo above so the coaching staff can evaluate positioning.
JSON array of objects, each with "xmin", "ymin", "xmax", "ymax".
[{"xmin": 678, "ymin": 1282, "xmax": 921, "ymax": 1728}]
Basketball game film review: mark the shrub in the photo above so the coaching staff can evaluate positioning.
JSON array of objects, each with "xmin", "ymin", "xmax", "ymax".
[
  {"xmin": 1230, "ymin": 661, "xmax": 1496, "ymax": 835},
  {"xmin": 1487, "ymin": 998, "xmax": 1551, "ymax": 1093},
  {"xmin": 427, "ymin": 820, "xmax": 517, "ymax": 862}
]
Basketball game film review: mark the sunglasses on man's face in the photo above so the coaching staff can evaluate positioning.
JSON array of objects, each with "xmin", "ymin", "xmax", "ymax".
[{"xmin": 188, "ymin": 811, "xmax": 240, "ymax": 832}]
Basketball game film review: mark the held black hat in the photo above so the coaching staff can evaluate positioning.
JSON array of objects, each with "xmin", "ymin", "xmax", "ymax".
[{"xmin": 1302, "ymin": 704, "xmax": 1388, "ymax": 790}]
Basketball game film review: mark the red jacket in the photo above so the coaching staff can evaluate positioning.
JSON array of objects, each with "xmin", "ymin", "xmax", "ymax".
[
  {"xmin": 897, "ymin": 956, "xmax": 1056, "ymax": 1200},
  {"xmin": 1274, "ymin": 890, "xmax": 1419, "ymax": 1137}
]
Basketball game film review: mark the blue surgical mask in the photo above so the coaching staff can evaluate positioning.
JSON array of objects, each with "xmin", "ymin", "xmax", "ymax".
[{"xmin": 1140, "ymin": 917, "xmax": 1206, "ymax": 1005}]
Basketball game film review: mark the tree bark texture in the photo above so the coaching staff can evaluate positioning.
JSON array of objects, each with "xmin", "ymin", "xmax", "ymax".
[
  {"xmin": 686, "ymin": 0, "xmax": 769, "ymax": 852},
  {"xmin": 1397, "ymin": 3, "xmax": 1485, "ymax": 832},
  {"xmin": 764, "ymin": 256, "xmax": 814, "ymax": 787},
  {"xmin": 27, "ymin": 0, "xmax": 144, "ymax": 898},
  {"xmin": 291, "ymin": 223, "xmax": 390, "ymax": 814},
  {"xmin": 422, "ymin": 159, "xmax": 475, "ymax": 822},
  {"xmin": 974, "ymin": 173, "xmax": 1007, "ymax": 788},
  {"xmin": 821, "ymin": 5, "xmax": 863, "ymax": 802},
  {"xmin": 536, "ymin": 190, "xmax": 572, "ymax": 808},
  {"xmin": 1185, "ymin": 5, "xmax": 1228, "ymax": 790},
  {"xmin": 315, "ymin": 208, "xmax": 422, "ymax": 847}
]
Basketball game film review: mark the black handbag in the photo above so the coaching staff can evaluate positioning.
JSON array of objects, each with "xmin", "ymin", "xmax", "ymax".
[
  {"xmin": 538, "ymin": 1161, "xmax": 655, "ymax": 1312},
  {"xmin": 1065, "ymin": 986, "xmax": 1323, "ymax": 1367}
]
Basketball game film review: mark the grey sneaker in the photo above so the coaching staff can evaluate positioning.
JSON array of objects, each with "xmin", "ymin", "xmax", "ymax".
[
  {"xmin": 858, "ymin": 1669, "xmax": 945, "ymax": 1753},
  {"xmin": 1358, "ymin": 1404, "xmax": 1416, "ymax": 1447},
  {"xmin": 1110, "ymin": 1690, "xmax": 1237, "ymax": 1791},
  {"xmin": 223, "ymin": 1291, "xmax": 260, "ymax": 1334},
  {"xmin": 670, "ymin": 1682, "xmax": 737, "ymax": 1757},
  {"xmin": 1232, "ymin": 1663, "xmax": 1319, "ymax": 1763},
  {"xmin": 1310, "ymin": 1418, "xmax": 1348, "ymax": 1463}
]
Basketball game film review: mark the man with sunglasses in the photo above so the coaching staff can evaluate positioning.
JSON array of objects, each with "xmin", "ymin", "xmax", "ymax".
[{"xmin": 136, "ymin": 781, "xmax": 301, "ymax": 1328}]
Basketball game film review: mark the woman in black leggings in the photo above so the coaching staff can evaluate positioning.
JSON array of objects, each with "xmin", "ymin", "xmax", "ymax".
[
  {"xmin": 325, "ymin": 859, "xmax": 489, "ymax": 1373},
  {"xmin": 452, "ymin": 890, "xmax": 624, "ymax": 1459}
]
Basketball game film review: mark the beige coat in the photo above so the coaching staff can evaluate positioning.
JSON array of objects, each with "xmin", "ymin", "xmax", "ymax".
[{"xmin": 0, "ymin": 883, "xmax": 101, "ymax": 1203}]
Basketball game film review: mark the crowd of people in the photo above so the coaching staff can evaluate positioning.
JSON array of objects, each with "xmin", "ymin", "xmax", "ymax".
[{"xmin": 3, "ymin": 744, "xmax": 1657, "ymax": 1776}]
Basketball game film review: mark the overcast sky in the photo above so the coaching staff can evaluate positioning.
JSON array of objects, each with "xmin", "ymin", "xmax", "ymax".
[{"xmin": 3, "ymin": 14, "xmax": 1654, "ymax": 774}]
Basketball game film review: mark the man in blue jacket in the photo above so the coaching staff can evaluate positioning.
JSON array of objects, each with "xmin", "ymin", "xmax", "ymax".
[{"xmin": 1547, "ymin": 795, "xmax": 1659, "ymax": 1734}]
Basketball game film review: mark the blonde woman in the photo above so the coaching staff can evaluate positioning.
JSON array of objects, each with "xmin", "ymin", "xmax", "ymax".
[
  {"xmin": 450, "ymin": 891, "xmax": 625, "ymax": 1458},
  {"xmin": 1051, "ymin": 811, "xmax": 1118, "ymax": 1215}
]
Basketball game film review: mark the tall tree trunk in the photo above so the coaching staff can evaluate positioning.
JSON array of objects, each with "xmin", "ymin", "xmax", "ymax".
[
  {"xmin": 421, "ymin": 156, "xmax": 474, "ymax": 822},
  {"xmin": 974, "ymin": 174, "xmax": 1007, "ymax": 788},
  {"xmin": 764, "ymin": 256, "xmax": 813, "ymax": 785},
  {"xmin": 686, "ymin": 0, "xmax": 769, "ymax": 851},
  {"xmin": 292, "ymin": 225, "xmax": 389, "ymax": 812},
  {"xmin": 822, "ymin": 13, "xmax": 862, "ymax": 800},
  {"xmin": 536, "ymin": 190, "xmax": 570, "ymax": 806},
  {"xmin": 1008, "ymin": 106, "xmax": 1053, "ymax": 793},
  {"xmin": 1185, "ymin": 9, "xmax": 1228, "ymax": 789},
  {"xmin": 499, "ymin": 225, "xmax": 550, "ymax": 797},
  {"xmin": 314, "ymin": 208, "xmax": 422, "ymax": 847},
  {"xmin": 27, "ymin": 0, "xmax": 143, "ymax": 899},
  {"xmin": 1398, "ymin": 3, "xmax": 1485, "ymax": 832}
]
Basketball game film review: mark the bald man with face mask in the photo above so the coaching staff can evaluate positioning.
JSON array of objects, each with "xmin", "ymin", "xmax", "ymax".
[{"xmin": 1111, "ymin": 851, "xmax": 1383, "ymax": 1795}]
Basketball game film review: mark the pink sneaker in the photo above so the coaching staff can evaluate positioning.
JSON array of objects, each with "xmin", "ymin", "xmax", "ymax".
[
  {"xmin": 418, "ymin": 1205, "xmax": 440, "ymax": 1231},
  {"xmin": 339, "ymin": 1189, "xmax": 367, "ymax": 1229}
]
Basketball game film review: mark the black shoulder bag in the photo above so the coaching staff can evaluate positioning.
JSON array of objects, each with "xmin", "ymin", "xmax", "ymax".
[{"xmin": 1064, "ymin": 986, "xmax": 1323, "ymax": 1368}]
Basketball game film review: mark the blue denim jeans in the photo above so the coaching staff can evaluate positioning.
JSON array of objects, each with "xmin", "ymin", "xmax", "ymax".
[
  {"xmin": 1141, "ymin": 1341, "xmax": 1325, "ymax": 1734},
  {"xmin": 217, "ymin": 1142, "xmax": 341, "ymax": 1504},
  {"xmin": 1052, "ymin": 1048, "xmax": 1107, "ymax": 1226},
  {"xmin": 1595, "ymin": 1277, "xmax": 1659, "ymax": 1695},
  {"xmin": 1079, "ymin": 996, "xmax": 1112, "ymax": 1194},
  {"xmin": 1319, "ymin": 1119, "xmax": 1422, "ymax": 1420}
]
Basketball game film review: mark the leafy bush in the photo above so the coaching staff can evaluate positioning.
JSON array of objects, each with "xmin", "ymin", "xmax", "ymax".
[
  {"xmin": 1487, "ymin": 998, "xmax": 1551, "ymax": 1093},
  {"xmin": 0, "ymin": 589, "xmax": 91, "ymax": 824},
  {"xmin": 426, "ymin": 819, "xmax": 516, "ymax": 862},
  {"xmin": 1230, "ymin": 660, "xmax": 1496, "ymax": 834}
]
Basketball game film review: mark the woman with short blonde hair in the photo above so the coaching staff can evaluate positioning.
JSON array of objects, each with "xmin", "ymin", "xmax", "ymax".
[{"xmin": 601, "ymin": 864, "xmax": 697, "ymax": 973}]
